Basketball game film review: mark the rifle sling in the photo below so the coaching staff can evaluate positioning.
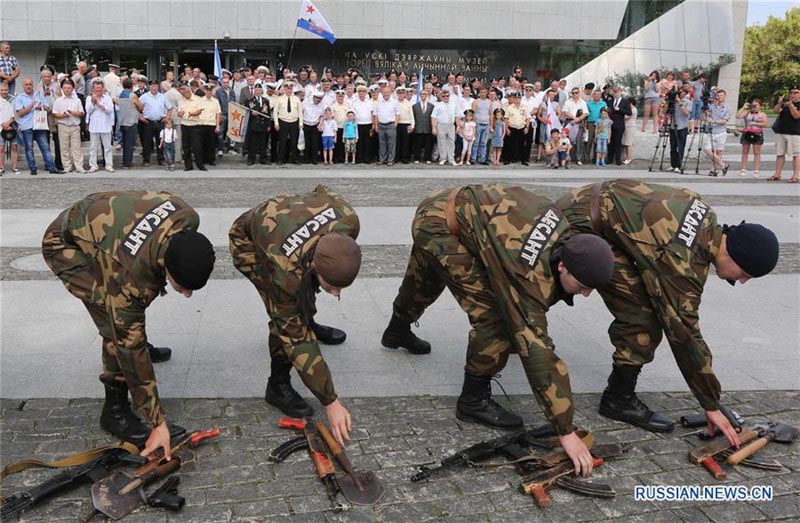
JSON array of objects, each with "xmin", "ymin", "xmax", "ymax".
[{"xmin": 0, "ymin": 442, "xmax": 139, "ymax": 481}]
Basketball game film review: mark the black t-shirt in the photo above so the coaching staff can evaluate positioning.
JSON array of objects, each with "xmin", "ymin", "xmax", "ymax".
[{"xmin": 773, "ymin": 101, "xmax": 800, "ymax": 135}]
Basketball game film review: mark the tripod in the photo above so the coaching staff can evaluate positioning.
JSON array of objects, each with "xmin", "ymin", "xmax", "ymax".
[
  {"xmin": 648, "ymin": 112, "xmax": 674, "ymax": 172},
  {"xmin": 682, "ymin": 105, "xmax": 715, "ymax": 175}
]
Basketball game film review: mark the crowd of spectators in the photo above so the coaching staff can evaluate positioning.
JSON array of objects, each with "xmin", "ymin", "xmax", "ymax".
[{"xmin": 1, "ymin": 40, "xmax": 798, "ymax": 180}]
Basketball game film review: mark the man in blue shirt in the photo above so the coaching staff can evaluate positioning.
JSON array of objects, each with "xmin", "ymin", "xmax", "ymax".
[
  {"xmin": 584, "ymin": 90, "xmax": 607, "ymax": 164},
  {"xmin": 14, "ymin": 77, "xmax": 61, "ymax": 174},
  {"xmin": 138, "ymin": 80, "xmax": 173, "ymax": 166}
]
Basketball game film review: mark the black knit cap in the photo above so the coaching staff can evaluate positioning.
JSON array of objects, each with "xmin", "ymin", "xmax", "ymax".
[
  {"xmin": 561, "ymin": 234, "xmax": 614, "ymax": 289},
  {"xmin": 725, "ymin": 222, "xmax": 779, "ymax": 279},
  {"xmin": 164, "ymin": 230, "xmax": 216, "ymax": 290}
]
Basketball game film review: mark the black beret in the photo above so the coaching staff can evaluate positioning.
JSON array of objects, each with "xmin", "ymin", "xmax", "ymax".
[
  {"xmin": 165, "ymin": 230, "xmax": 216, "ymax": 290},
  {"xmin": 561, "ymin": 234, "xmax": 614, "ymax": 289},
  {"xmin": 725, "ymin": 222, "xmax": 779, "ymax": 282}
]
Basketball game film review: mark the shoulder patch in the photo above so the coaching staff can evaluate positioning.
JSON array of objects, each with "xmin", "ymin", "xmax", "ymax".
[
  {"xmin": 520, "ymin": 208, "xmax": 561, "ymax": 267},
  {"xmin": 281, "ymin": 207, "xmax": 338, "ymax": 256},
  {"xmin": 675, "ymin": 197, "xmax": 709, "ymax": 249},
  {"xmin": 123, "ymin": 200, "xmax": 180, "ymax": 256}
]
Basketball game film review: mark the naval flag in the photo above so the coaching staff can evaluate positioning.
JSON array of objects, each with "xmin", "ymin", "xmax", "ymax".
[{"xmin": 297, "ymin": 0, "xmax": 336, "ymax": 44}]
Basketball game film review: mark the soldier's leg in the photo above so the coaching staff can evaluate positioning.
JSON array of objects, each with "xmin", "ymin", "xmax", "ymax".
[
  {"xmin": 442, "ymin": 253, "xmax": 522, "ymax": 429},
  {"xmin": 596, "ymin": 246, "xmax": 673, "ymax": 432},
  {"xmin": 381, "ymin": 243, "xmax": 443, "ymax": 354}
]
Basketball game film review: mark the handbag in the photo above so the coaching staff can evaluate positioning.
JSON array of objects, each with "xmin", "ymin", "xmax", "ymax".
[{"xmin": 33, "ymin": 109, "xmax": 49, "ymax": 131}]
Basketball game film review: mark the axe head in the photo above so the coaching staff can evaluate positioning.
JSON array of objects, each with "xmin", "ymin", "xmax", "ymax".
[{"xmin": 769, "ymin": 423, "xmax": 799, "ymax": 444}]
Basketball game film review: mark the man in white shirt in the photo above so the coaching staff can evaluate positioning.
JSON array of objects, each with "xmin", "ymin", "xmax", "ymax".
[
  {"xmin": 84, "ymin": 78, "xmax": 115, "ymax": 172},
  {"xmin": 521, "ymin": 83, "xmax": 541, "ymax": 165},
  {"xmin": 562, "ymin": 87, "xmax": 589, "ymax": 165},
  {"xmin": 374, "ymin": 86, "xmax": 400, "ymax": 165},
  {"xmin": 302, "ymin": 91, "xmax": 325, "ymax": 165},
  {"xmin": 396, "ymin": 87, "xmax": 415, "ymax": 164},
  {"xmin": 431, "ymin": 90, "xmax": 458, "ymax": 165},
  {"xmin": 52, "ymin": 78, "xmax": 86, "ymax": 173},
  {"xmin": 350, "ymin": 85, "xmax": 374, "ymax": 164}
]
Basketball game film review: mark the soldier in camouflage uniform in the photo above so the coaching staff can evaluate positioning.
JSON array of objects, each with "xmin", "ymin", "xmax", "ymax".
[
  {"xmin": 382, "ymin": 185, "xmax": 615, "ymax": 476},
  {"xmin": 42, "ymin": 191, "xmax": 216, "ymax": 460},
  {"xmin": 557, "ymin": 179, "xmax": 779, "ymax": 444},
  {"xmin": 229, "ymin": 185, "xmax": 361, "ymax": 446}
]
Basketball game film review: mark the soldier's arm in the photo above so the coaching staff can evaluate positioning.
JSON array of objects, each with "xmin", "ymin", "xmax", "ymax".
[
  {"xmin": 658, "ymin": 274, "xmax": 721, "ymax": 410},
  {"xmin": 517, "ymin": 313, "xmax": 577, "ymax": 436},
  {"xmin": 105, "ymin": 284, "xmax": 166, "ymax": 428}
]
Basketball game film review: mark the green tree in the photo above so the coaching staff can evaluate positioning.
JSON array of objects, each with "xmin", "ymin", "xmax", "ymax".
[{"xmin": 740, "ymin": 6, "xmax": 800, "ymax": 104}]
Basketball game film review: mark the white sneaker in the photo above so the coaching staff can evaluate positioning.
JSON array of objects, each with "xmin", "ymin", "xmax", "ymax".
[
  {"xmin": 753, "ymin": 171, "xmax": 760, "ymax": 178},
  {"xmin": 414, "ymin": 160, "xmax": 419, "ymax": 164},
  {"xmin": 76, "ymin": 167, "xmax": 86, "ymax": 173},
  {"xmin": 106, "ymin": 166, "xmax": 115, "ymax": 173},
  {"xmin": 449, "ymin": 160, "xmax": 457, "ymax": 166},
  {"xmin": 439, "ymin": 160, "xmax": 446, "ymax": 165},
  {"xmin": 114, "ymin": 144, "xmax": 122, "ymax": 150},
  {"xmin": 577, "ymin": 161, "xmax": 583, "ymax": 166},
  {"xmin": 228, "ymin": 150, "xmax": 239, "ymax": 156},
  {"xmin": 739, "ymin": 169, "xmax": 747, "ymax": 177},
  {"xmin": 426, "ymin": 161, "xmax": 431, "ymax": 164},
  {"xmin": 455, "ymin": 161, "xmax": 462, "ymax": 166},
  {"xmin": 217, "ymin": 150, "xmax": 223, "ymax": 157},
  {"xmin": 674, "ymin": 167, "xmax": 682, "ymax": 173},
  {"xmin": 88, "ymin": 165, "xmax": 98, "ymax": 173}
]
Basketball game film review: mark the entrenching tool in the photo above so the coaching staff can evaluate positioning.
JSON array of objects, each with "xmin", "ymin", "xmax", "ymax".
[
  {"xmin": 727, "ymin": 422, "xmax": 799, "ymax": 466},
  {"xmin": 88, "ymin": 428, "xmax": 220, "ymax": 520},
  {"xmin": 688, "ymin": 425, "xmax": 759, "ymax": 479},
  {"xmin": 90, "ymin": 458, "xmax": 181, "ymax": 520},
  {"xmin": 521, "ymin": 458, "xmax": 607, "ymax": 507},
  {"xmin": 315, "ymin": 421, "xmax": 385, "ymax": 505}
]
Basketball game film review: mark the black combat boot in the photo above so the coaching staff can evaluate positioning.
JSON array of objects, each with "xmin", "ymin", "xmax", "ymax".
[
  {"xmin": 264, "ymin": 360, "xmax": 314, "ymax": 418},
  {"xmin": 456, "ymin": 372, "xmax": 523, "ymax": 429},
  {"xmin": 310, "ymin": 320, "xmax": 347, "ymax": 345},
  {"xmin": 381, "ymin": 315, "xmax": 431, "ymax": 354},
  {"xmin": 598, "ymin": 366, "xmax": 674, "ymax": 433},
  {"xmin": 100, "ymin": 382, "xmax": 187, "ymax": 446},
  {"xmin": 146, "ymin": 342, "xmax": 172, "ymax": 363}
]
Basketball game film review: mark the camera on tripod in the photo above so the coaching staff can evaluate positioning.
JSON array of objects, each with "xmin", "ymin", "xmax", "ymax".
[{"xmin": 665, "ymin": 88, "xmax": 678, "ymax": 116}]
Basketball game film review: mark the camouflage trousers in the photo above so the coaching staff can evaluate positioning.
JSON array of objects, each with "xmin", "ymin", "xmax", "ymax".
[
  {"xmin": 41, "ymin": 208, "xmax": 146, "ymax": 387},
  {"xmin": 597, "ymin": 244, "xmax": 664, "ymax": 369},
  {"xmin": 391, "ymin": 212, "xmax": 514, "ymax": 378},
  {"xmin": 228, "ymin": 214, "xmax": 295, "ymax": 372}
]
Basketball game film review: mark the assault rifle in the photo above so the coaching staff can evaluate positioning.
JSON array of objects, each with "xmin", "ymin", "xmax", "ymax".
[
  {"xmin": 410, "ymin": 424, "xmax": 558, "ymax": 482},
  {"xmin": 1, "ymin": 446, "xmax": 145, "ymax": 520}
]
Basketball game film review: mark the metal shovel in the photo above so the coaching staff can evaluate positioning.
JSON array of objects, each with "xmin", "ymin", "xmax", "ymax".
[
  {"xmin": 727, "ymin": 422, "xmax": 799, "ymax": 465},
  {"xmin": 316, "ymin": 421, "xmax": 384, "ymax": 505}
]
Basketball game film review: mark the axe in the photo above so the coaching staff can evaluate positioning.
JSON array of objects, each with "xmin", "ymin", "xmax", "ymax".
[{"xmin": 727, "ymin": 422, "xmax": 799, "ymax": 465}]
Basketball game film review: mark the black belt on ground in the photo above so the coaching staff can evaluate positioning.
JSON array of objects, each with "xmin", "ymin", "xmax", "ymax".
[{"xmin": 60, "ymin": 205, "xmax": 77, "ymax": 245}]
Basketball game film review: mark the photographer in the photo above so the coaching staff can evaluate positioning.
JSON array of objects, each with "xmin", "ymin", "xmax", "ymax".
[
  {"xmin": 668, "ymin": 85, "xmax": 692, "ymax": 172},
  {"xmin": 703, "ymin": 89, "xmax": 731, "ymax": 176},
  {"xmin": 768, "ymin": 86, "xmax": 800, "ymax": 183},
  {"xmin": 689, "ymin": 73, "xmax": 707, "ymax": 133},
  {"xmin": 736, "ymin": 99, "xmax": 768, "ymax": 177}
]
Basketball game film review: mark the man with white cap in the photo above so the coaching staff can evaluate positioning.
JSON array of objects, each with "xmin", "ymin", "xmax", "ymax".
[
  {"xmin": 303, "ymin": 90, "xmax": 326, "ymax": 165},
  {"xmin": 273, "ymin": 82, "xmax": 302, "ymax": 164}
]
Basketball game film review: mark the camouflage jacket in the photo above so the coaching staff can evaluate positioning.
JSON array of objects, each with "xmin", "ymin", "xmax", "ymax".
[
  {"xmin": 440, "ymin": 185, "xmax": 578, "ymax": 435},
  {"xmin": 233, "ymin": 185, "xmax": 360, "ymax": 406},
  {"xmin": 557, "ymin": 179, "xmax": 723, "ymax": 410},
  {"xmin": 64, "ymin": 191, "xmax": 200, "ymax": 427}
]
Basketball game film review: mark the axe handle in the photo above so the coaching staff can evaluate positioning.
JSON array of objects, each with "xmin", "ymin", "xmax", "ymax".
[
  {"xmin": 727, "ymin": 437, "xmax": 770, "ymax": 465},
  {"xmin": 700, "ymin": 456, "xmax": 727, "ymax": 480}
]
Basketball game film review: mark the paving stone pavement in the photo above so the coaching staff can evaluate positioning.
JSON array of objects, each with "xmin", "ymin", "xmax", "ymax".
[{"xmin": 1, "ymin": 391, "xmax": 799, "ymax": 523}]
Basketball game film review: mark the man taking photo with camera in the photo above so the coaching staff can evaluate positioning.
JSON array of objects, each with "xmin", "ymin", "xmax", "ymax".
[
  {"xmin": 703, "ymin": 88, "xmax": 731, "ymax": 176},
  {"xmin": 768, "ymin": 86, "xmax": 800, "ymax": 183},
  {"xmin": 668, "ymin": 85, "xmax": 692, "ymax": 173}
]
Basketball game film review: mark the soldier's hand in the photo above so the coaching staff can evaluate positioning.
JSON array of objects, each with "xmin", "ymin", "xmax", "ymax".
[
  {"xmin": 141, "ymin": 422, "xmax": 172, "ymax": 461},
  {"xmin": 325, "ymin": 400, "xmax": 352, "ymax": 447},
  {"xmin": 706, "ymin": 410, "xmax": 740, "ymax": 449},
  {"xmin": 559, "ymin": 431, "xmax": 594, "ymax": 477}
]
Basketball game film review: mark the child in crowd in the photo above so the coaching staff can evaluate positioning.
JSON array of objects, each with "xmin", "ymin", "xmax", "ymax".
[
  {"xmin": 343, "ymin": 110, "xmax": 358, "ymax": 164},
  {"xmin": 490, "ymin": 108, "xmax": 506, "ymax": 166},
  {"xmin": 558, "ymin": 129, "xmax": 572, "ymax": 168},
  {"xmin": 545, "ymin": 128, "xmax": 561, "ymax": 168},
  {"xmin": 595, "ymin": 107, "xmax": 612, "ymax": 166},
  {"xmin": 321, "ymin": 107, "xmax": 337, "ymax": 165},
  {"xmin": 158, "ymin": 118, "xmax": 177, "ymax": 171},
  {"xmin": 458, "ymin": 109, "xmax": 477, "ymax": 166}
]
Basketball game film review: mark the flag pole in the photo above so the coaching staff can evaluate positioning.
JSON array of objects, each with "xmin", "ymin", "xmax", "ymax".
[{"xmin": 286, "ymin": 0, "xmax": 303, "ymax": 71}]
